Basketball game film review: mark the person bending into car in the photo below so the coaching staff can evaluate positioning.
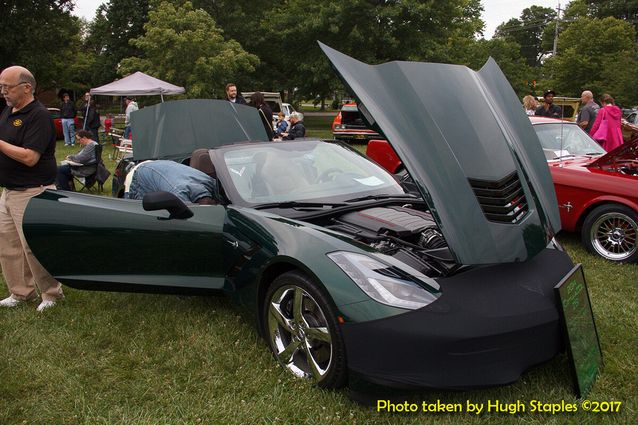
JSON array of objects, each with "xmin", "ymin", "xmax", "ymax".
[
  {"xmin": 55, "ymin": 130, "xmax": 99, "ymax": 190},
  {"xmin": 282, "ymin": 112, "xmax": 305, "ymax": 140},
  {"xmin": 125, "ymin": 160, "xmax": 218, "ymax": 205}
]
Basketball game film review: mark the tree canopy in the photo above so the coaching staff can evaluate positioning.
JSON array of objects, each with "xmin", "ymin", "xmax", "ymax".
[
  {"xmin": 0, "ymin": 0, "xmax": 80, "ymax": 92},
  {"xmin": 2, "ymin": 0, "xmax": 637, "ymax": 107},
  {"xmin": 543, "ymin": 16, "xmax": 638, "ymax": 105},
  {"xmin": 83, "ymin": 0, "xmax": 150, "ymax": 86},
  {"xmin": 119, "ymin": 1, "xmax": 258, "ymax": 98},
  {"xmin": 495, "ymin": 6, "xmax": 556, "ymax": 67}
]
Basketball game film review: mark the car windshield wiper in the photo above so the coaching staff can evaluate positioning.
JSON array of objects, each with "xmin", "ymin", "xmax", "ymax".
[
  {"xmin": 584, "ymin": 152, "xmax": 604, "ymax": 156},
  {"xmin": 345, "ymin": 193, "xmax": 417, "ymax": 203},
  {"xmin": 554, "ymin": 153, "xmax": 576, "ymax": 159},
  {"xmin": 253, "ymin": 201, "xmax": 347, "ymax": 210}
]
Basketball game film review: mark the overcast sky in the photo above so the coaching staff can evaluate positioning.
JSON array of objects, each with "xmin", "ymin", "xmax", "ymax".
[{"xmin": 72, "ymin": 0, "xmax": 565, "ymax": 39}]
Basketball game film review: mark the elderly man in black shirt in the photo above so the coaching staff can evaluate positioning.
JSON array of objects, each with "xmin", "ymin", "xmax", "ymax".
[{"xmin": 0, "ymin": 65, "xmax": 64, "ymax": 312}]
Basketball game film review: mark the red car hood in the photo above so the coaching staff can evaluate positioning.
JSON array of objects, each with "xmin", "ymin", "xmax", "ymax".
[{"xmin": 589, "ymin": 137, "xmax": 638, "ymax": 168}]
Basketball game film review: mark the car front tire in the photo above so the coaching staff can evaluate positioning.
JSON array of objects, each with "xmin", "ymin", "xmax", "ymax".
[
  {"xmin": 263, "ymin": 271, "xmax": 347, "ymax": 388},
  {"xmin": 581, "ymin": 204, "xmax": 638, "ymax": 263}
]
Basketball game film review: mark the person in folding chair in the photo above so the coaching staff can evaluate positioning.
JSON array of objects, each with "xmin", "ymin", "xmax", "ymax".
[{"xmin": 55, "ymin": 129, "xmax": 99, "ymax": 191}]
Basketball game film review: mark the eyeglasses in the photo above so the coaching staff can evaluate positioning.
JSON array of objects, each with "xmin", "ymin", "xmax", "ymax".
[{"xmin": 0, "ymin": 82, "xmax": 28, "ymax": 92}]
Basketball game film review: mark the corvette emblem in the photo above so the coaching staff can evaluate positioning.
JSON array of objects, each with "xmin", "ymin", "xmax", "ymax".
[
  {"xmin": 12, "ymin": 119, "xmax": 23, "ymax": 127},
  {"xmin": 225, "ymin": 239, "xmax": 239, "ymax": 248}
]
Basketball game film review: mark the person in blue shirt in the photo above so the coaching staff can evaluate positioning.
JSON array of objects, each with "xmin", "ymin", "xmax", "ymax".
[
  {"xmin": 125, "ymin": 160, "xmax": 218, "ymax": 205},
  {"xmin": 274, "ymin": 111, "xmax": 288, "ymax": 137}
]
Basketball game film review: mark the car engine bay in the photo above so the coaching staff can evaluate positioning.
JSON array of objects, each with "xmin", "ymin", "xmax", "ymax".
[{"xmin": 322, "ymin": 205, "xmax": 460, "ymax": 277}]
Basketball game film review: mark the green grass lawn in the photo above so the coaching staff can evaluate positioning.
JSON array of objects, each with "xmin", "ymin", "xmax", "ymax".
[
  {"xmin": 304, "ymin": 115, "xmax": 335, "ymax": 140},
  {"xmin": 0, "ymin": 135, "xmax": 636, "ymax": 424}
]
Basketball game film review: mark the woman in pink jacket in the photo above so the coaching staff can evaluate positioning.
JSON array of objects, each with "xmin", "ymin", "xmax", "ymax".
[{"xmin": 589, "ymin": 93, "xmax": 623, "ymax": 151}]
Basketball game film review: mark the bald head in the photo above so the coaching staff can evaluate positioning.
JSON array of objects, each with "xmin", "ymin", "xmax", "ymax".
[
  {"xmin": 0, "ymin": 66, "xmax": 36, "ymax": 110},
  {"xmin": 581, "ymin": 90, "xmax": 593, "ymax": 104},
  {"xmin": 1, "ymin": 66, "xmax": 36, "ymax": 92}
]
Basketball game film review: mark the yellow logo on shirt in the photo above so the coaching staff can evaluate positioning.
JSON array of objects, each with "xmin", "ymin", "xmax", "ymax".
[{"xmin": 12, "ymin": 119, "xmax": 23, "ymax": 127}]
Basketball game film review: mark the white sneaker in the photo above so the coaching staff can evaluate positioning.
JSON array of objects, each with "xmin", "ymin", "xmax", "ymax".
[
  {"xmin": 0, "ymin": 295, "xmax": 22, "ymax": 308},
  {"xmin": 36, "ymin": 299, "xmax": 56, "ymax": 312}
]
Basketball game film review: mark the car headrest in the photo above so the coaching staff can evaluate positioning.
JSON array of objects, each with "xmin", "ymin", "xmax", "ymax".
[{"xmin": 190, "ymin": 149, "xmax": 216, "ymax": 178}]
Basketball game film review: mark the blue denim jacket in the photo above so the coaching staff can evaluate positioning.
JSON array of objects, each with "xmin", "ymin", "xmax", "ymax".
[
  {"xmin": 274, "ymin": 119, "xmax": 288, "ymax": 136},
  {"xmin": 127, "ymin": 160, "xmax": 217, "ymax": 203}
]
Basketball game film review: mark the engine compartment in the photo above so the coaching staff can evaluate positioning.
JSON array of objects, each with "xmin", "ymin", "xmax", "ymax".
[
  {"xmin": 600, "ymin": 160, "xmax": 638, "ymax": 176},
  {"xmin": 322, "ymin": 204, "xmax": 459, "ymax": 277}
]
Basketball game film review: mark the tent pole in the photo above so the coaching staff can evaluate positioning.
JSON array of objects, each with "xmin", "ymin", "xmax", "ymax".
[{"xmin": 84, "ymin": 101, "xmax": 90, "ymax": 130}]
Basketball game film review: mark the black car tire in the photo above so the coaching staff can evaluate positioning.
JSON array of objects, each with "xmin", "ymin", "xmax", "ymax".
[
  {"xmin": 581, "ymin": 203, "xmax": 638, "ymax": 263},
  {"xmin": 263, "ymin": 271, "xmax": 347, "ymax": 388}
]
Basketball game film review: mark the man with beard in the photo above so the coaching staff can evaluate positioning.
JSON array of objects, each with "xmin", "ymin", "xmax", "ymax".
[{"xmin": 225, "ymin": 83, "xmax": 246, "ymax": 105}]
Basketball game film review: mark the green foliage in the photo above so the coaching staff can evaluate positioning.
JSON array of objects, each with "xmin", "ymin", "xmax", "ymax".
[
  {"xmin": 543, "ymin": 17, "xmax": 638, "ymax": 105},
  {"xmin": 583, "ymin": 0, "xmax": 638, "ymax": 33},
  {"xmin": 256, "ymin": 0, "xmax": 484, "ymax": 102},
  {"xmin": 0, "ymin": 0, "xmax": 82, "ymax": 92},
  {"xmin": 448, "ymin": 37, "xmax": 535, "ymax": 98},
  {"xmin": 189, "ymin": 0, "xmax": 273, "ymax": 92},
  {"xmin": 83, "ymin": 0, "xmax": 150, "ymax": 86},
  {"xmin": 494, "ymin": 6, "xmax": 556, "ymax": 67},
  {"xmin": 119, "ymin": 1, "xmax": 258, "ymax": 99}
]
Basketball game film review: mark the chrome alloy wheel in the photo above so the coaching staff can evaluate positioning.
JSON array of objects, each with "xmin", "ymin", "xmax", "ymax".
[
  {"xmin": 590, "ymin": 212, "xmax": 638, "ymax": 261},
  {"xmin": 267, "ymin": 285, "xmax": 333, "ymax": 382}
]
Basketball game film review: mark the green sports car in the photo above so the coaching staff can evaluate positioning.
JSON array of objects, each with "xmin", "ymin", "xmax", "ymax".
[{"xmin": 23, "ymin": 44, "xmax": 578, "ymax": 391}]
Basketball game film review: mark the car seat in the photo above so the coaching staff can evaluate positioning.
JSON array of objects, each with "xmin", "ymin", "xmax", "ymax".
[{"xmin": 190, "ymin": 149, "xmax": 216, "ymax": 178}]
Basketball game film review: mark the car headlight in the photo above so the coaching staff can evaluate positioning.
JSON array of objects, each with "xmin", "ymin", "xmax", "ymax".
[{"xmin": 327, "ymin": 251, "xmax": 441, "ymax": 310}]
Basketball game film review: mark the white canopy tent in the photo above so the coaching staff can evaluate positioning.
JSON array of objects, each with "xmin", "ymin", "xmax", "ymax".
[{"xmin": 89, "ymin": 71, "xmax": 185, "ymax": 102}]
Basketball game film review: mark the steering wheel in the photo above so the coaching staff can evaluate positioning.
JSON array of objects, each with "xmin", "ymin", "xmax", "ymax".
[{"xmin": 316, "ymin": 167, "xmax": 342, "ymax": 183}]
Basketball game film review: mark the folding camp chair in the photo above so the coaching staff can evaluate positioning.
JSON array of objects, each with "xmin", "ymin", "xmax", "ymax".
[
  {"xmin": 114, "ymin": 138, "xmax": 133, "ymax": 161},
  {"xmin": 72, "ymin": 144, "xmax": 105, "ymax": 192},
  {"xmin": 109, "ymin": 128, "xmax": 124, "ymax": 160}
]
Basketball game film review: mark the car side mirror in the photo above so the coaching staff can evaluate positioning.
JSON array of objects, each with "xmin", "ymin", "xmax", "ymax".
[{"xmin": 142, "ymin": 192, "xmax": 193, "ymax": 220}]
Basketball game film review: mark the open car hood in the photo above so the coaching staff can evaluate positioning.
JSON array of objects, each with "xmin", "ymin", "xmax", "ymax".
[
  {"xmin": 589, "ymin": 137, "xmax": 638, "ymax": 169},
  {"xmin": 130, "ymin": 99, "xmax": 268, "ymax": 160},
  {"xmin": 320, "ymin": 42, "xmax": 561, "ymax": 265}
]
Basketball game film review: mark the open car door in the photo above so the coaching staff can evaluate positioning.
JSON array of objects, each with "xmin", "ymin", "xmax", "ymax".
[{"xmin": 23, "ymin": 191, "xmax": 228, "ymax": 293}]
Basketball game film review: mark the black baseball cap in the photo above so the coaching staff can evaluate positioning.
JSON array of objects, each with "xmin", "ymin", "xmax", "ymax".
[{"xmin": 543, "ymin": 89, "xmax": 556, "ymax": 98}]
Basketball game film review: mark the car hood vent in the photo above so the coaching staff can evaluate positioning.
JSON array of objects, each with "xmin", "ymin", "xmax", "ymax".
[{"xmin": 468, "ymin": 172, "xmax": 528, "ymax": 224}]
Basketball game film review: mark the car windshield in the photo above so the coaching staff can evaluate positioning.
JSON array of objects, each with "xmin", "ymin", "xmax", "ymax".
[
  {"xmin": 221, "ymin": 141, "xmax": 405, "ymax": 205},
  {"xmin": 533, "ymin": 123, "xmax": 606, "ymax": 160}
]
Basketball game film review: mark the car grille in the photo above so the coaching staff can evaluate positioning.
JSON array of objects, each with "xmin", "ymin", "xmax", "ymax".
[{"xmin": 468, "ymin": 172, "xmax": 528, "ymax": 224}]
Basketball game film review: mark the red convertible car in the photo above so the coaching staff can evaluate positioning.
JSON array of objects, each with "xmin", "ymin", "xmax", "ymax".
[{"xmin": 367, "ymin": 117, "xmax": 638, "ymax": 263}]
